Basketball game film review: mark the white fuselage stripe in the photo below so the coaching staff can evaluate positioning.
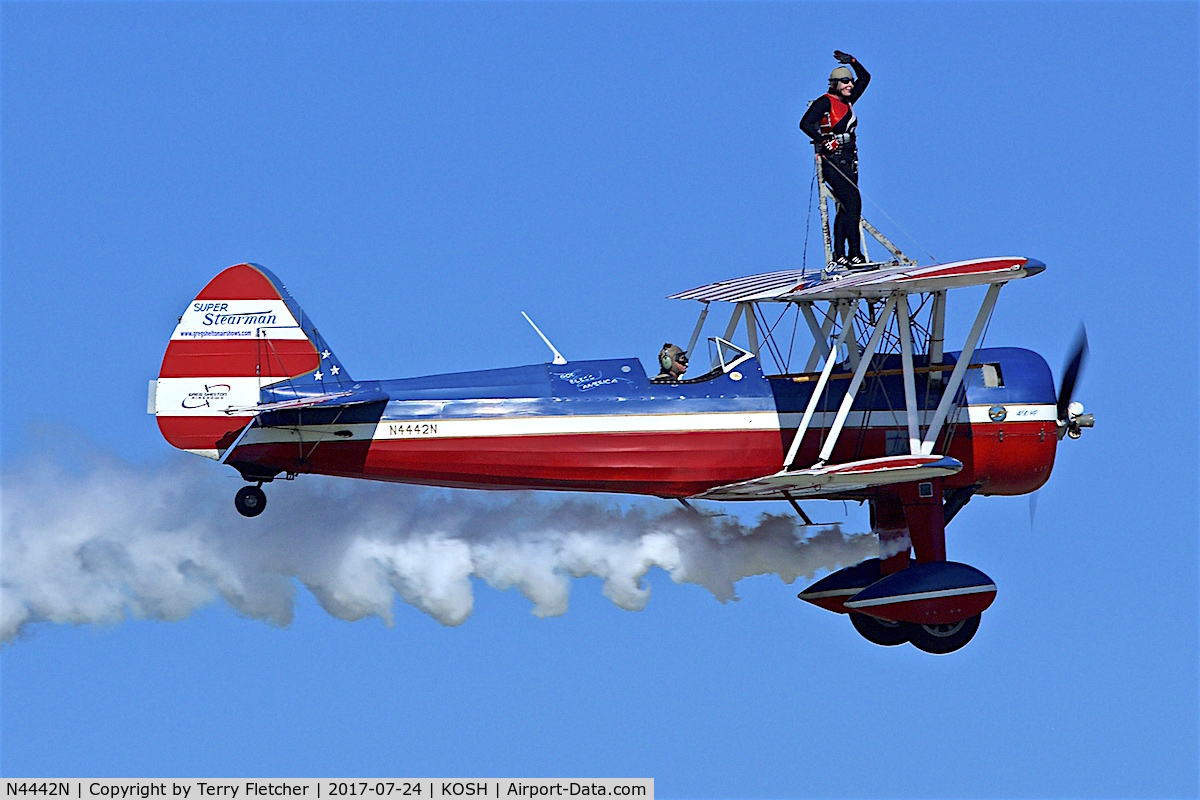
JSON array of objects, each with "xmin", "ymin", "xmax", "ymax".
[
  {"xmin": 236, "ymin": 411, "xmax": 782, "ymax": 446},
  {"xmin": 777, "ymin": 403, "xmax": 1056, "ymax": 428},
  {"xmin": 223, "ymin": 403, "xmax": 1057, "ymax": 445},
  {"xmin": 964, "ymin": 403, "xmax": 1057, "ymax": 423}
]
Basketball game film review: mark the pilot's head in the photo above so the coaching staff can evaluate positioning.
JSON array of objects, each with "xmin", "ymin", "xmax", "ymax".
[{"xmin": 659, "ymin": 343, "xmax": 688, "ymax": 378}]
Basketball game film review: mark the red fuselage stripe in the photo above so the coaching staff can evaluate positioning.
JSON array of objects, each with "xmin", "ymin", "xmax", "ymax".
[{"xmin": 216, "ymin": 419, "xmax": 1056, "ymax": 498}]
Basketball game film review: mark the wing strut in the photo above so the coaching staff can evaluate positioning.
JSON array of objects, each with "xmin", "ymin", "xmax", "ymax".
[
  {"xmin": 684, "ymin": 302, "xmax": 710, "ymax": 357},
  {"xmin": 896, "ymin": 294, "xmax": 921, "ymax": 454},
  {"xmin": 714, "ymin": 303, "xmax": 746, "ymax": 368},
  {"xmin": 817, "ymin": 293, "xmax": 899, "ymax": 465},
  {"xmin": 745, "ymin": 304, "xmax": 760, "ymax": 357},
  {"xmin": 219, "ymin": 419, "xmax": 258, "ymax": 465},
  {"xmin": 783, "ymin": 299, "xmax": 857, "ymax": 470},
  {"xmin": 928, "ymin": 290, "xmax": 946, "ymax": 387},
  {"xmin": 919, "ymin": 283, "xmax": 1001, "ymax": 454},
  {"xmin": 800, "ymin": 302, "xmax": 838, "ymax": 372},
  {"xmin": 781, "ymin": 491, "xmax": 815, "ymax": 525}
]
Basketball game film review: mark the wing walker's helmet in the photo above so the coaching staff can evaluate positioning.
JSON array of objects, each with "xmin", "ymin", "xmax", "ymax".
[
  {"xmin": 659, "ymin": 343, "xmax": 687, "ymax": 372},
  {"xmin": 829, "ymin": 65, "xmax": 853, "ymax": 89}
]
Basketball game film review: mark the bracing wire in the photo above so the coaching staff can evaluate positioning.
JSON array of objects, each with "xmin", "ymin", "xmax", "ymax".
[
  {"xmin": 759, "ymin": 303, "xmax": 789, "ymax": 373},
  {"xmin": 761, "ymin": 304, "xmax": 786, "ymax": 371},
  {"xmin": 801, "ymin": 168, "xmax": 817, "ymax": 277},
  {"xmin": 861, "ymin": 192, "xmax": 939, "ymax": 265},
  {"xmin": 785, "ymin": 303, "xmax": 800, "ymax": 373}
]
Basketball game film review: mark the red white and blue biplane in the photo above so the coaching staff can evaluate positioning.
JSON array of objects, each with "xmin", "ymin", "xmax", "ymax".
[{"xmin": 151, "ymin": 232, "xmax": 1092, "ymax": 653}]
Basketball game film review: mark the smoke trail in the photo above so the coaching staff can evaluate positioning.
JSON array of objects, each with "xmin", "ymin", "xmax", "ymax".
[{"xmin": 1, "ymin": 451, "xmax": 897, "ymax": 642}]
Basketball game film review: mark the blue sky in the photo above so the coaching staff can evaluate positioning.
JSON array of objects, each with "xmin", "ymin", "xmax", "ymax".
[{"xmin": 2, "ymin": 2, "xmax": 1197, "ymax": 796}]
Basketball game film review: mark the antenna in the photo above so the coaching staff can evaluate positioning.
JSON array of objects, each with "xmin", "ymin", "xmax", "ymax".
[{"xmin": 521, "ymin": 312, "xmax": 567, "ymax": 365}]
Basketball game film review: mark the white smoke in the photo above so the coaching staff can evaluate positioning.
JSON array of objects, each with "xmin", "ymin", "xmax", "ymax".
[{"xmin": 1, "ymin": 451, "xmax": 895, "ymax": 643}]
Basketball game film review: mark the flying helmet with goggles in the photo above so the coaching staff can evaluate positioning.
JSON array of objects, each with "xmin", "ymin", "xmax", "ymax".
[{"xmin": 658, "ymin": 343, "xmax": 688, "ymax": 372}]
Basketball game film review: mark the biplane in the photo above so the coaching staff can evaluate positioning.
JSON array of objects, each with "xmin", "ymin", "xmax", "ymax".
[{"xmin": 150, "ymin": 202, "xmax": 1092, "ymax": 653}]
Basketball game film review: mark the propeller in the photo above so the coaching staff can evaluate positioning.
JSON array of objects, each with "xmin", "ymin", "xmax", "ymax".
[
  {"xmin": 1033, "ymin": 325, "xmax": 1093, "ymax": 528},
  {"xmin": 1056, "ymin": 325, "xmax": 1094, "ymax": 440},
  {"xmin": 1057, "ymin": 326, "xmax": 1089, "ymax": 422}
]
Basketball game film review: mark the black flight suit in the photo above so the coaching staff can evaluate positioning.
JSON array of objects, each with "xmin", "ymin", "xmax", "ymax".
[{"xmin": 799, "ymin": 59, "xmax": 870, "ymax": 261}]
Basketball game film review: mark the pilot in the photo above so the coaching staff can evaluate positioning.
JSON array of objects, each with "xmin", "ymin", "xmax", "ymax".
[
  {"xmin": 799, "ymin": 49, "xmax": 871, "ymax": 267},
  {"xmin": 651, "ymin": 343, "xmax": 689, "ymax": 383}
]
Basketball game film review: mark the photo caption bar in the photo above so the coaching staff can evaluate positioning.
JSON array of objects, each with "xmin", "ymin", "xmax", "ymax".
[{"xmin": 3, "ymin": 780, "xmax": 652, "ymax": 800}]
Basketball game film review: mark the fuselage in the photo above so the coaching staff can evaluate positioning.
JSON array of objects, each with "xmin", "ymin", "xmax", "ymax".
[{"xmin": 227, "ymin": 346, "xmax": 1058, "ymax": 499}]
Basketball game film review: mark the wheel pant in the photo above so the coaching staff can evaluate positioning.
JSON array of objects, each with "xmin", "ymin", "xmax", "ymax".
[{"xmin": 822, "ymin": 153, "xmax": 862, "ymax": 259}]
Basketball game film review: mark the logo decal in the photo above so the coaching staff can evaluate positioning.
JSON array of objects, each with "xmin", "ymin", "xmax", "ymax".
[
  {"xmin": 182, "ymin": 384, "xmax": 232, "ymax": 409},
  {"xmin": 172, "ymin": 299, "xmax": 305, "ymax": 341},
  {"xmin": 551, "ymin": 369, "xmax": 633, "ymax": 392},
  {"xmin": 988, "ymin": 405, "xmax": 1007, "ymax": 422}
]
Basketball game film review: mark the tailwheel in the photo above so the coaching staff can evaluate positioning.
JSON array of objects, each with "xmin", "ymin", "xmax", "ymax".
[
  {"xmin": 235, "ymin": 485, "xmax": 267, "ymax": 518},
  {"xmin": 850, "ymin": 612, "xmax": 910, "ymax": 647},
  {"xmin": 906, "ymin": 614, "xmax": 981, "ymax": 654}
]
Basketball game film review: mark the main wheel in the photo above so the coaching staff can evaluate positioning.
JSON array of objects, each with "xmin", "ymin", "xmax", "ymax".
[
  {"xmin": 850, "ymin": 612, "xmax": 909, "ymax": 647},
  {"xmin": 234, "ymin": 485, "xmax": 267, "ymax": 517},
  {"xmin": 907, "ymin": 614, "xmax": 981, "ymax": 654}
]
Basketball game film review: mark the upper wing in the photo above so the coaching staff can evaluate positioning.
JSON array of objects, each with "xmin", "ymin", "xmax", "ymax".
[
  {"xmin": 669, "ymin": 269, "xmax": 809, "ymax": 303},
  {"xmin": 669, "ymin": 257, "xmax": 1044, "ymax": 303},
  {"xmin": 786, "ymin": 257, "xmax": 1044, "ymax": 300},
  {"xmin": 691, "ymin": 454, "xmax": 963, "ymax": 501}
]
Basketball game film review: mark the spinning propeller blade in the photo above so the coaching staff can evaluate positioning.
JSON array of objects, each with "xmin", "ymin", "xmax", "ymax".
[{"xmin": 1057, "ymin": 325, "xmax": 1089, "ymax": 422}]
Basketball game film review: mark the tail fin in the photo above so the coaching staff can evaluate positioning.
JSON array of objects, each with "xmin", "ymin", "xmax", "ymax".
[{"xmin": 153, "ymin": 263, "xmax": 350, "ymax": 458}]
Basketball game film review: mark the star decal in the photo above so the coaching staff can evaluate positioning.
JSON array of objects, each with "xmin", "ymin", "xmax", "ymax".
[
  {"xmin": 321, "ymin": 349, "xmax": 331, "ymax": 359},
  {"xmin": 314, "ymin": 371, "xmax": 324, "ymax": 381},
  {"xmin": 330, "ymin": 365, "xmax": 340, "ymax": 376}
]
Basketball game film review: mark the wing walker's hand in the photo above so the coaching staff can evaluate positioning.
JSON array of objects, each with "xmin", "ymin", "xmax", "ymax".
[
  {"xmin": 820, "ymin": 137, "xmax": 840, "ymax": 154},
  {"xmin": 833, "ymin": 50, "xmax": 855, "ymax": 64}
]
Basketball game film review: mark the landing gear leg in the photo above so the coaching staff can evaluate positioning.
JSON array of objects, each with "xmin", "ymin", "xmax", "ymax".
[
  {"xmin": 235, "ymin": 484, "xmax": 267, "ymax": 518},
  {"xmin": 906, "ymin": 614, "xmax": 981, "ymax": 654},
  {"xmin": 850, "ymin": 612, "xmax": 909, "ymax": 647}
]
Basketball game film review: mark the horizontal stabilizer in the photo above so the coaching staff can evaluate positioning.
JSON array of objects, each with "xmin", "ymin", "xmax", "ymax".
[
  {"xmin": 225, "ymin": 388, "xmax": 388, "ymax": 415},
  {"xmin": 693, "ymin": 454, "xmax": 963, "ymax": 501},
  {"xmin": 218, "ymin": 388, "xmax": 390, "ymax": 465}
]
